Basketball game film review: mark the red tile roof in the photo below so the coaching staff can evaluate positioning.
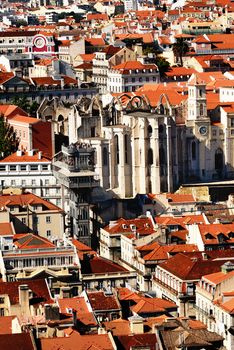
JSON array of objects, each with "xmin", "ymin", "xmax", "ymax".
[
  {"xmin": 0, "ymin": 279, "xmax": 52, "ymax": 305},
  {"xmin": 0, "ymin": 192, "xmax": 63, "ymax": 212},
  {"xmin": 112, "ymin": 61, "xmax": 157, "ymax": 74},
  {"xmin": 13, "ymin": 233, "xmax": 55, "ymax": 250},
  {"xmin": 0, "ymin": 333, "xmax": 35, "ymax": 350},
  {"xmin": 117, "ymin": 334, "xmax": 157, "ymax": 350},
  {"xmin": 81, "ymin": 256, "xmax": 128, "ymax": 274},
  {"xmin": 0, "ymin": 151, "xmax": 51, "ymax": 163},
  {"xmin": 40, "ymin": 332, "xmax": 115, "ymax": 350},
  {"xmin": 58, "ymin": 297, "xmax": 97, "ymax": 326},
  {"xmin": 0, "ymin": 105, "xmax": 28, "ymax": 118},
  {"xmin": 0, "ymin": 316, "xmax": 18, "ymax": 334},
  {"xmin": 103, "ymin": 217, "xmax": 155, "ymax": 235},
  {"xmin": 130, "ymin": 297, "xmax": 177, "ymax": 314},
  {"xmin": 198, "ymin": 223, "xmax": 234, "ymax": 245},
  {"xmin": 0, "ymin": 223, "xmax": 14, "ymax": 236},
  {"xmin": 87, "ymin": 291, "xmax": 120, "ymax": 311},
  {"xmin": 158, "ymin": 253, "xmax": 229, "ymax": 281}
]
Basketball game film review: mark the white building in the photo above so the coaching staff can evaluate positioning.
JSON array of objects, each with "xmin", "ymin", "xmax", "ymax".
[
  {"xmin": 107, "ymin": 60, "xmax": 159, "ymax": 93},
  {"xmin": 0, "ymin": 150, "xmax": 67, "ymax": 208},
  {"xmin": 196, "ymin": 262, "xmax": 234, "ymax": 350}
]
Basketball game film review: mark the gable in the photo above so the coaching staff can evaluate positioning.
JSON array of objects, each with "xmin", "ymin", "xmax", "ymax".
[{"xmin": 3, "ymin": 76, "xmax": 29, "ymax": 87}]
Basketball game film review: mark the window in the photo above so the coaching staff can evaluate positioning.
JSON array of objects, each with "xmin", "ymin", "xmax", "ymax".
[
  {"xmin": 9, "ymin": 165, "xmax": 16, "ymax": 171},
  {"xmin": 192, "ymin": 141, "xmax": 196, "ymax": 160},
  {"xmin": 46, "ymin": 230, "xmax": 51, "ymax": 237},
  {"xmin": 22, "ymin": 218, "xmax": 26, "ymax": 224},
  {"xmin": 45, "ymin": 179, "xmax": 49, "ymax": 185},
  {"xmin": 42, "ymin": 165, "xmax": 48, "ymax": 170},
  {"xmin": 11, "ymin": 180, "xmax": 16, "ymax": 186},
  {"xmin": 147, "ymin": 148, "xmax": 153, "ymax": 165},
  {"xmin": 231, "ymin": 118, "xmax": 234, "ymax": 127},
  {"xmin": 46, "ymin": 216, "xmax": 51, "ymax": 223},
  {"xmin": 20, "ymin": 165, "xmax": 27, "ymax": 171},
  {"xmin": 22, "ymin": 180, "xmax": 26, "ymax": 186},
  {"xmin": 124, "ymin": 134, "xmax": 129, "ymax": 164},
  {"xmin": 102, "ymin": 147, "xmax": 108, "ymax": 166},
  {"xmin": 114, "ymin": 135, "xmax": 119, "ymax": 165},
  {"xmin": 0, "ymin": 166, "xmax": 5, "ymax": 171},
  {"xmin": 30, "ymin": 165, "xmax": 38, "ymax": 171},
  {"xmin": 31, "ymin": 179, "xmax": 36, "ymax": 185}
]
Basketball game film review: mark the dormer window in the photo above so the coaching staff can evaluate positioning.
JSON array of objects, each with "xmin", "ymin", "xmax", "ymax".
[{"xmin": 122, "ymin": 224, "xmax": 128, "ymax": 229}]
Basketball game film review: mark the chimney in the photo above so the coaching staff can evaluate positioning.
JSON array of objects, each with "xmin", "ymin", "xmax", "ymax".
[
  {"xmin": 128, "ymin": 315, "xmax": 144, "ymax": 334},
  {"xmin": 18, "ymin": 284, "xmax": 30, "ymax": 316},
  {"xmin": 72, "ymin": 309, "xmax": 77, "ymax": 328},
  {"xmin": 28, "ymin": 150, "xmax": 34, "ymax": 156},
  {"xmin": 44, "ymin": 304, "xmax": 60, "ymax": 321},
  {"xmin": 38, "ymin": 151, "xmax": 42, "ymax": 160},
  {"xmin": 16, "ymin": 150, "xmax": 22, "ymax": 157},
  {"xmin": 221, "ymin": 261, "xmax": 234, "ymax": 274}
]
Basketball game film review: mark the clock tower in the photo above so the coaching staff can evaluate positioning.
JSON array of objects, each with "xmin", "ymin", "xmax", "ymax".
[{"xmin": 187, "ymin": 74, "xmax": 207, "ymax": 121}]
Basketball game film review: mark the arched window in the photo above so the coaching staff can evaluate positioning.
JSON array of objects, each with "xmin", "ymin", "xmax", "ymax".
[
  {"xmin": 200, "ymin": 104, "xmax": 204, "ymax": 116},
  {"xmin": 192, "ymin": 141, "xmax": 196, "ymax": 160},
  {"xmin": 215, "ymin": 148, "xmax": 223, "ymax": 171},
  {"xmin": 147, "ymin": 125, "xmax": 153, "ymax": 137},
  {"xmin": 147, "ymin": 148, "xmax": 153, "ymax": 165},
  {"xmin": 124, "ymin": 134, "xmax": 129, "ymax": 164},
  {"xmin": 58, "ymin": 114, "xmax": 64, "ymax": 122},
  {"xmin": 114, "ymin": 135, "xmax": 119, "ymax": 164},
  {"xmin": 102, "ymin": 147, "xmax": 108, "ymax": 166},
  {"xmin": 159, "ymin": 124, "xmax": 164, "ymax": 134}
]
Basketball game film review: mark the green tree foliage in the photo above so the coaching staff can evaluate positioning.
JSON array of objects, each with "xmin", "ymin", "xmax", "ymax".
[
  {"xmin": 172, "ymin": 38, "xmax": 189, "ymax": 66},
  {"xmin": 10, "ymin": 97, "xmax": 39, "ymax": 117},
  {"xmin": 155, "ymin": 56, "xmax": 170, "ymax": 78},
  {"xmin": 0, "ymin": 117, "xmax": 19, "ymax": 159}
]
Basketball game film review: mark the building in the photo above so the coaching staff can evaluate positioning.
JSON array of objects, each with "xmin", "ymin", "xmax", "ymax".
[
  {"xmin": 196, "ymin": 262, "xmax": 234, "ymax": 350},
  {"xmin": 52, "ymin": 143, "xmax": 100, "ymax": 246},
  {"xmin": 0, "ymin": 151, "xmax": 63, "ymax": 207},
  {"xmin": 107, "ymin": 61, "xmax": 159, "ymax": 93},
  {"xmin": 0, "ymin": 191, "xmax": 64, "ymax": 240}
]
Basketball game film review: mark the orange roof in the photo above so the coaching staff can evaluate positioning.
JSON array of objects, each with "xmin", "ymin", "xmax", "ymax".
[
  {"xmin": 103, "ymin": 319, "xmax": 130, "ymax": 336},
  {"xmin": 0, "ymin": 151, "xmax": 51, "ymax": 163},
  {"xmin": 58, "ymin": 297, "xmax": 97, "ymax": 326},
  {"xmin": 141, "ymin": 244, "xmax": 198, "ymax": 262},
  {"xmin": 13, "ymin": 233, "xmax": 55, "ymax": 250},
  {"xmin": 0, "ymin": 223, "xmax": 14, "ymax": 236},
  {"xmin": 103, "ymin": 217, "xmax": 155, "ymax": 236},
  {"xmin": 0, "ymin": 105, "xmax": 28, "ymax": 118},
  {"xmin": 0, "ymin": 192, "xmax": 63, "ymax": 212},
  {"xmin": 112, "ymin": 61, "xmax": 157, "ymax": 74},
  {"xmin": 156, "ymin": 215, "xmax": 205, "ymax": 227},
  {"xmin": 203, "ymin": 270, "xmax": 234, "ymax": 285},
  {"xmin": 40, "ymin": 332, "xmax": 115, "ymax": 350},
  {"xmin": 131, "ymin": 297, "xmax": 177, "ymax": 314},
  {"xmin": 198, "ymin": 223, "xmax": 234, "ymax": 245},
  {"xmin": 9, "ymin": 115, "xmax": 40, "ymax": 124}
]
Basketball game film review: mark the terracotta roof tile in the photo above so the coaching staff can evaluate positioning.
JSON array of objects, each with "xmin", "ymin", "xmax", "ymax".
[
  {"xmin": 87, "ymin": 291, "xmax": 120, "ymax": 311},
  {"xmin": 0, "ymin": 279, "xmax": 52, "ymax": 305}
]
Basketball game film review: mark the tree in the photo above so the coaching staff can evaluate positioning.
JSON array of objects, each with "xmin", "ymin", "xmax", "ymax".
[
  {"xmin": 155, "ymin": 56, "xmax": 170, "ymax": 78},
  {"xmin": 0, "ymin": 117, "xmax": 19, "ymax": 159},
  {"xmin": 11, "ymin": 96, "xmax": 30, "ymax": 113},
  {"xmin": 172, "ymin": 38, "xmax": 189, "ymax": 66}
]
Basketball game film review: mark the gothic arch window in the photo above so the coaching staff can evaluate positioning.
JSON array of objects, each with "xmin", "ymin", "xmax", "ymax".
[
  {"xmin": 200, "ymin": 103, "xmax": 204, "ymax": 116},
  {"xmin": 114, "ymin": 135, "xmax": 119, "ymax": 164},
  {"xmin": 102, "ymin": 147, "xmax": 108, "ymax": 166},
  {"xmin": 160, "ymin": 104, "xmax": 165, "ymax": 114},
  {"xmin": 192, "ymin": 141, "xmax": 196, "ymax": 160},
  {"xmin": 58, "ymin": 114, "xmax": 64, "ymax": 122},
  {"xmin": 215, "ymin": 148, "xmax": 223, "ymax": 171},
  {"xmin": 147, "ymin": 148, "xmax": 153, "ymax": 165},
  {"xmin": 124, "ymin": 134, "xmax": 129, "ymax": 164},
  {"xmin": 147, "ymin": 125, "xmax": 153, "ymax": 137},
  {"xmin": 159, "ymin": 124, "xmax": 164, "ymax": 134}
]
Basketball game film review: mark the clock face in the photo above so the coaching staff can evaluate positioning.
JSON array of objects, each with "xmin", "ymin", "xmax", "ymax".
[
  {"xmin": 199, "ymin": 125, "xmax": 208, "ymax": 136},
  {"xmin": 34, "ymin": 36, "xmax": 45, "ymax": 48}
]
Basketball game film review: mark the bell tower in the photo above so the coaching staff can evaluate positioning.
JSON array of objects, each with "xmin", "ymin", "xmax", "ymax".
[{"xmin": 187, "ymin": 74, "xmax": 207, "ymax": 121}]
